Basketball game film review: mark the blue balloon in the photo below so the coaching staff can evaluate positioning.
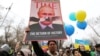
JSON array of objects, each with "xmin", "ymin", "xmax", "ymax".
[
  {"xmin": 64, "ymin": 24, "xmax": 75, "ymax": 36},
  {"xmin": 69, "ymin": 12, "xmax": 76, "ymax": 21},
  {"xmin": 77, "ymin": 21, "xmax": 87, "ymax": 29}
]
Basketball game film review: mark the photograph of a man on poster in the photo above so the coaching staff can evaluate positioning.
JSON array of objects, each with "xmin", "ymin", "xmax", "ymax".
[{"xmin": 29, "ymin": 5, "xmax": 63, "ymax": 31}]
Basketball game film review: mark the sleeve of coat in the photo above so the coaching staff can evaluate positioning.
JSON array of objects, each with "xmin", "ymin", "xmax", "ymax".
[{"xmin": 31, "ymin": 41, "xmax": 45, "ymax": 56}]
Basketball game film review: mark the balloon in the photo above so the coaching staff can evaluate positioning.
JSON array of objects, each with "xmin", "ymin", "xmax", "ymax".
[
  {"xmin": 77, "ymin": 21, "xmax": 87, "ymax": 29},
  {"xmin": 64, "ymin": 24, "xmax": 75, "ymax": 36},
  {"xmin": 69, "ymin": 12, "xmax": 76, "ymax": 21},
  {"xmin": 76, "ymin": 10, "xmax": 86, "ymax": 22}
]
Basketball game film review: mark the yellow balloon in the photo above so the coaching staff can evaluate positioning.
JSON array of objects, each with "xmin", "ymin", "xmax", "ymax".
[{"xmin": 76, "ymin": 10, "xmax": 86, "ymax": 22}]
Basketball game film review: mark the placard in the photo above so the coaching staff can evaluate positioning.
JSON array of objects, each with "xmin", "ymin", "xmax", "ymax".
[{"xmin": 25, "ymin": 0, "xmax": 66, "ymax": 41}]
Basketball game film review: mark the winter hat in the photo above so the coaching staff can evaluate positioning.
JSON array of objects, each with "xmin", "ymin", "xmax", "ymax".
[
  {"xmin": 1, "ymin": 44, "xmax": 11, "ymax": 53},
  {"xmin": 95, "ymin": 44, "xmax": 100, "ymax": 48}
]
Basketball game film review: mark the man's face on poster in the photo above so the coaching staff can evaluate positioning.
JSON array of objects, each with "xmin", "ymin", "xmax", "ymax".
[{"xmin": 38, "ymin": 6, "xmax": 55, "ymax": 25}]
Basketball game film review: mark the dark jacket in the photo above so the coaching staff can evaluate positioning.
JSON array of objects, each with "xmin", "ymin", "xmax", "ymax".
[
  {"xmin": 0, "ymin": 50, "xmax": 10, "ymax": 56},
  {"xmin": 31, "ymin": 41, "xmax": 50, "ymax": 56},
  {"xmin": 79, "ymin": 50, "xmax": 91, "ymax": 56}
]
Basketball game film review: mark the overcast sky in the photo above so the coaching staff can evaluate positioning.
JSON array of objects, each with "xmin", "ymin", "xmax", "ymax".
[{"xmin": 1, "ymin": 0, "xmax": 100, "ymax": 25}]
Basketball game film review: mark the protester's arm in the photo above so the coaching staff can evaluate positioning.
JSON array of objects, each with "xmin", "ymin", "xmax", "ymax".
[
  {"xmin": 31, "ymin": 41, "xmax": 45, "ymax": 56},
  {"xmin": 25, "ymin": 28, "xmax": 48, "ymax": 56}
]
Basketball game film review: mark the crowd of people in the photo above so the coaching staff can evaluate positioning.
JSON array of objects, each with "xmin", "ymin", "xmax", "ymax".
[{"xmin": 0, "ymin": 40, "xmax": 100, "ymax": 56}]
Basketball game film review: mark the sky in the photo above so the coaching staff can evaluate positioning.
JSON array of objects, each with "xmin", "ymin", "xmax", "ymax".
[
  {"xmin": 0, "ymin": 0, "xmax": 100, "ymax": 25},
  {"xmin": 0, "ymin": 0, "xmax": 100, "ymax": 45}
]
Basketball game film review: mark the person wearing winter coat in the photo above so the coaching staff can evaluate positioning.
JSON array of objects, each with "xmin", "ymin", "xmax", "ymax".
[{"xmin": 32, "ymin": 40, "xmax": 59, "ymax": 56}]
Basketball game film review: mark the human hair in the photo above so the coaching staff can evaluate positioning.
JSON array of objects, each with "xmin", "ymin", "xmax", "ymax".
[
  {"xmin": 78, "ymin": 44, "xmax": 85, "ymax": 51},
  {"xmin": 72, "ymin": 49, "xmax": 79, "ymax": 54},
  {"xmin": 38, "ymin": 6, "xmax": 53, "ymax": 12},
  {"xmin": 17, "ymin": 50, "xmax": 25, "ymax": 56},
  {"xmin": 47, "ymin": 40, "xmax": 57, "ymax": 45},
  {"xmin": 38, "ymin": 6, "xmax": 55, "ymax": 16},
  {"xmin": 95, "ymin": 44, "xmax": 100, "ymax": 48}
]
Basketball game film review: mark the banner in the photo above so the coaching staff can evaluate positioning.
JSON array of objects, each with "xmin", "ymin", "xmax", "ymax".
[
  {"xmin": 75, "ymin": 39, "xmax": 89, "ymax": 45},
  {"xmin": 74, "ymin": 39, "xmax": 90, "ymax": 51},
  {"xmin": 25, "ymin": 0, "xmax": 66, "ymax": 41}
]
